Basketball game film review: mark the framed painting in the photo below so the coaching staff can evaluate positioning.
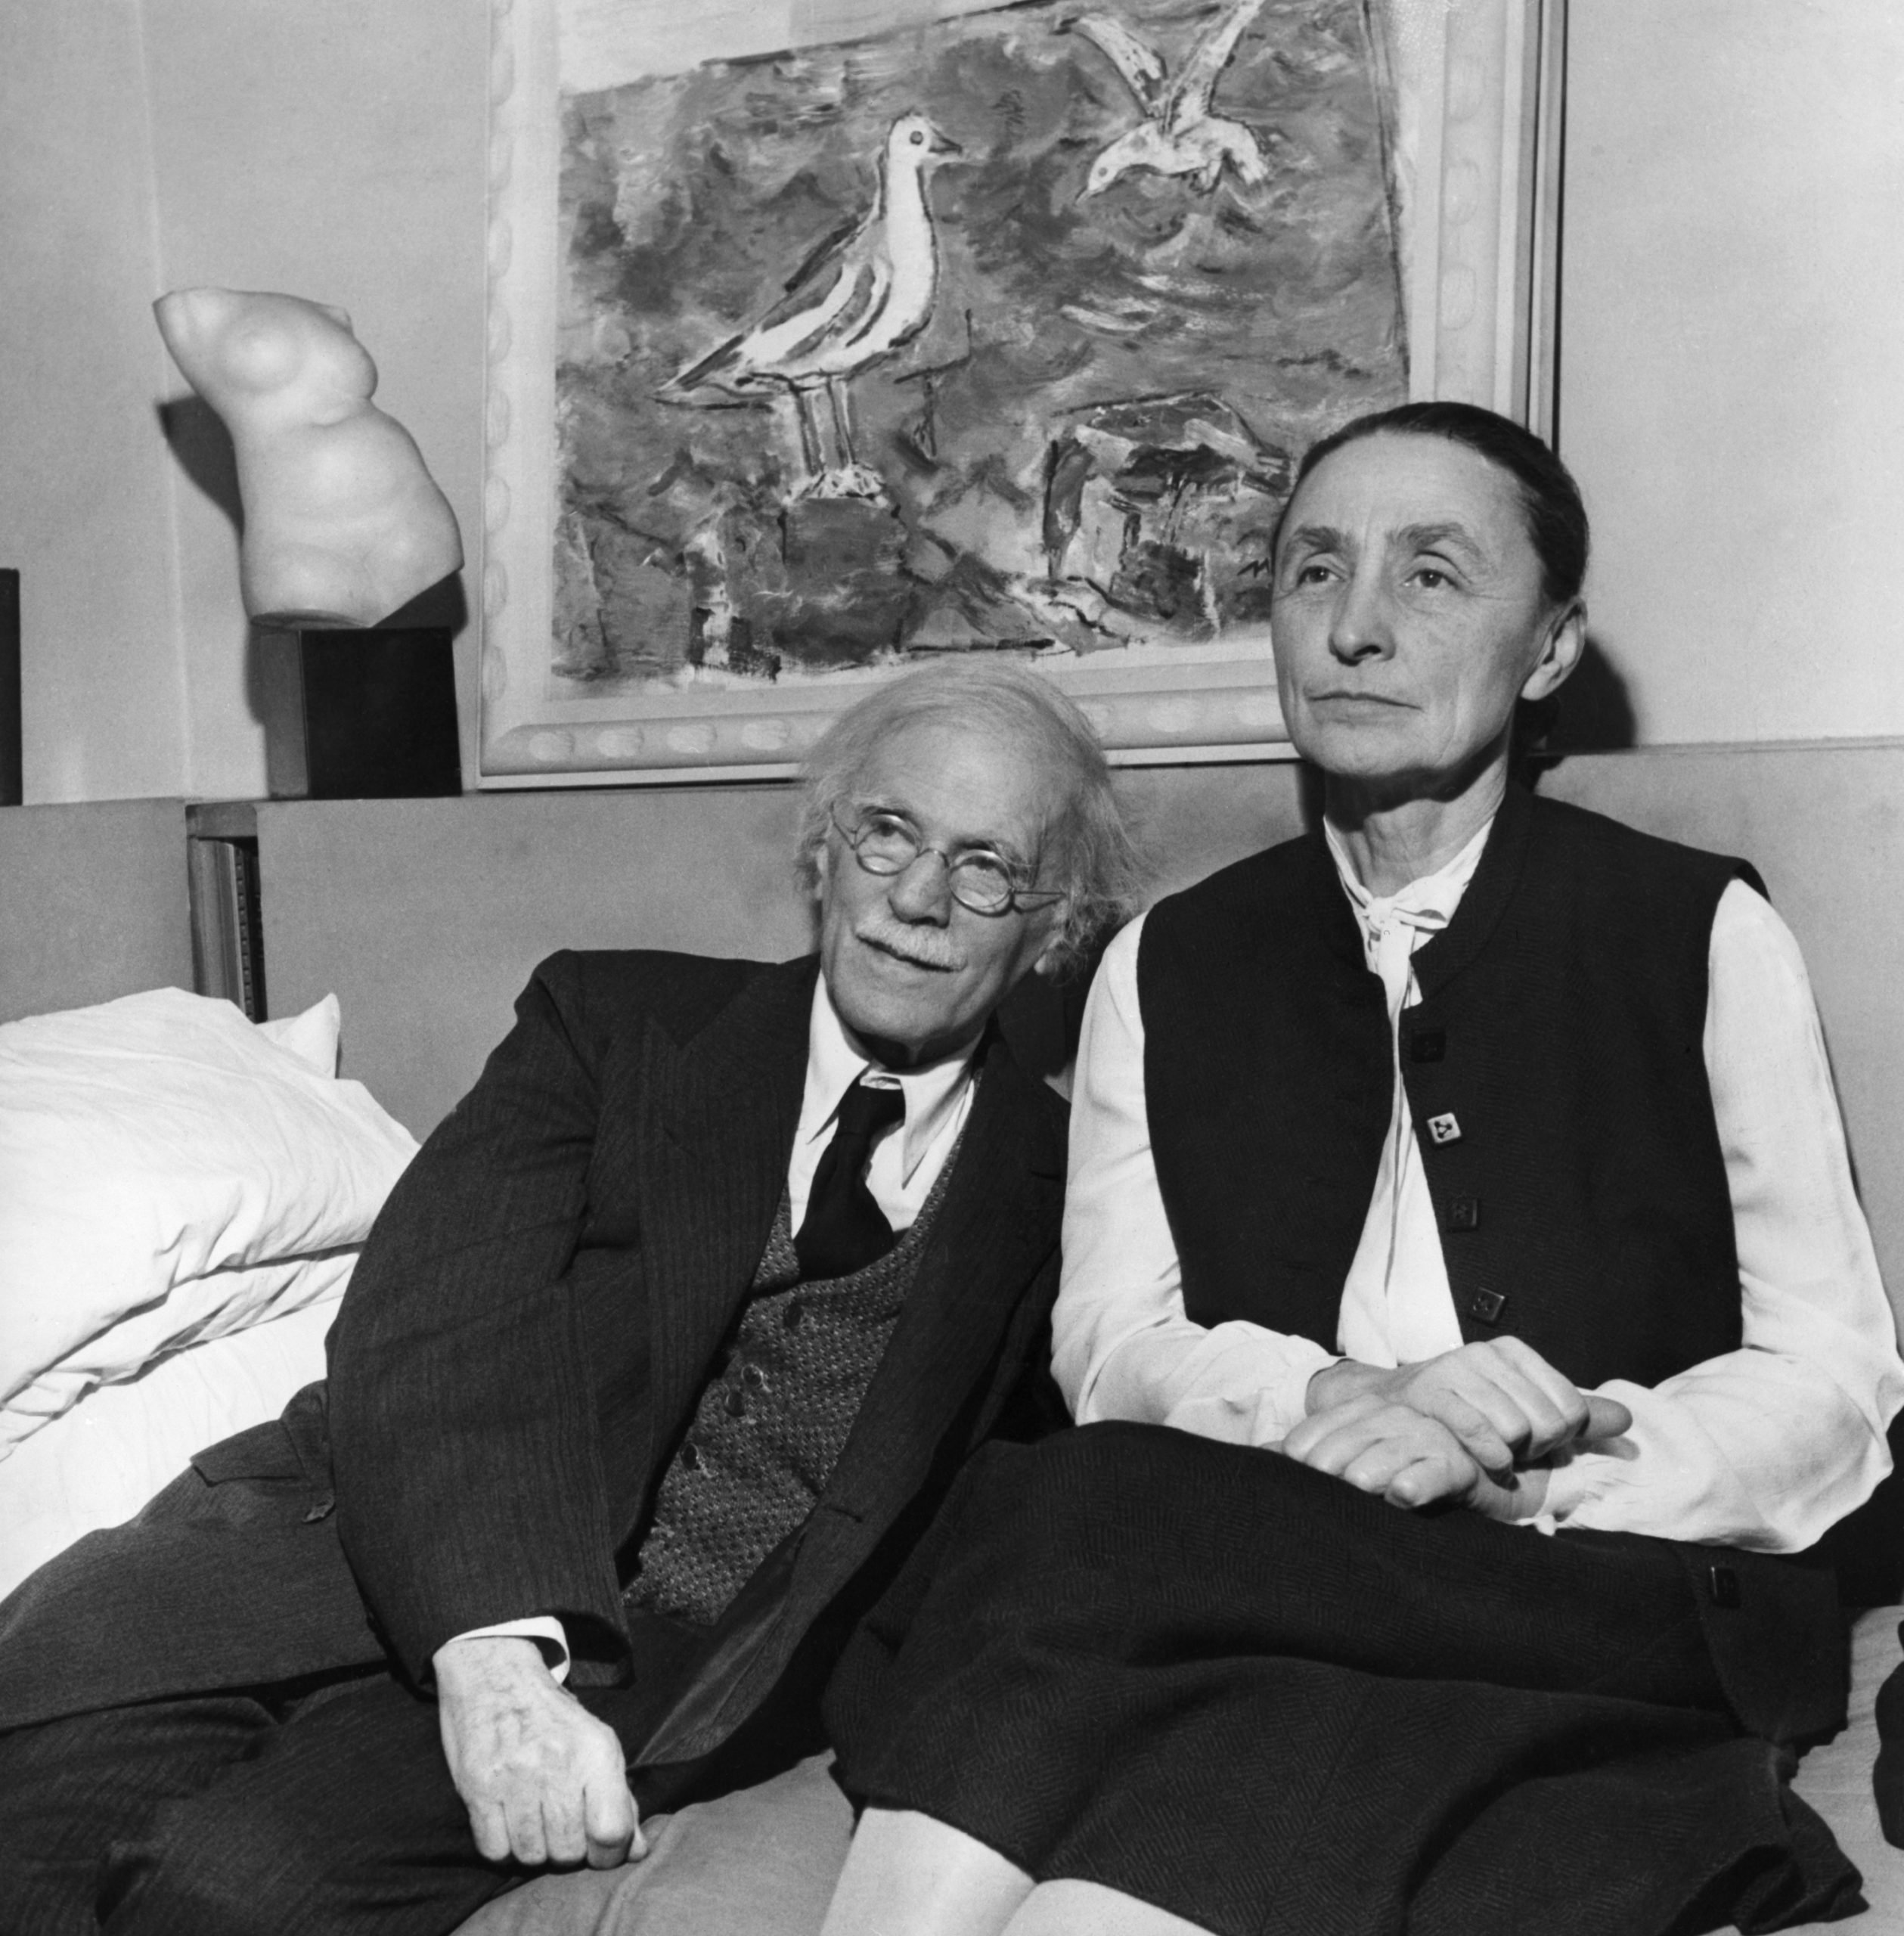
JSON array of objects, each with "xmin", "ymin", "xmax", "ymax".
[{"xmin": 479, "ymin": 0, "xmax": 1564, "ymax": 785}]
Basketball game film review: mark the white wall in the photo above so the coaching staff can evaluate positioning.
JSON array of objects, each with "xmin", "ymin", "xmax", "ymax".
[
  {"xmin": 2, "ymin": 1, "xmax": 1900, "ymax": 797},
  {"xmin": 141, "ymin": 0, "xmax": 490, "ymax": 799},
  {"xmin": 0, "ymin": 4, "xmax": 187, "ymax": 803},
  {"xmin": 1558, "ymin": 0, "xmax": 1904, "ymax": 746},
  {"xmin": 0, "ymin": 0, "xmax": 487, "ymax": 805}
]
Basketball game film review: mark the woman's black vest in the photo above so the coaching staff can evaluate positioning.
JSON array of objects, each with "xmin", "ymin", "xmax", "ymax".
[{"xmin": 1137, "ymin": 784, "xmax": 1762, "ymax": 1391}]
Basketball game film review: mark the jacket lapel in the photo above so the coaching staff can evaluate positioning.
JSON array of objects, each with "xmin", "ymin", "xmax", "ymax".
[{"xmin": 634, "ymin": 957, "xmax": 817, "ymax": 1474}]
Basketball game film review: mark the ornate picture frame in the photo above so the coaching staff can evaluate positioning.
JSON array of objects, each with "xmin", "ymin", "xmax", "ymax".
[{"xmin": 479, "ymin": 0, "xmax": 1564, "ymax": 786}]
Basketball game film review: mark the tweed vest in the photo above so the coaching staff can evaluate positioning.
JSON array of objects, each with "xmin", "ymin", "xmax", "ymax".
[
  {"xmin": 1138, "ymin": 786, "xmax": 1762, "ymax": 1391},
  {"xmin": 625, "ymin": 1134, "xmax": 960, "ymax": 1627}
]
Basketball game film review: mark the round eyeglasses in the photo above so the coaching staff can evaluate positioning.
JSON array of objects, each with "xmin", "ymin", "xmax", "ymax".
[{"xmin": 830, "ymin": 804, "xmax": 1065, "ymax": 917}]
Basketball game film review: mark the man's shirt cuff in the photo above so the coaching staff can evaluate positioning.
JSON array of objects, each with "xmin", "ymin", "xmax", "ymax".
[{"xmin": 443, "ymin": 1615, "xmax": 571, "ymax": 1682}]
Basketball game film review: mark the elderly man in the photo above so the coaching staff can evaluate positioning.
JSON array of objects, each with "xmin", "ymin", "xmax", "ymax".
[
  {"xmin": 0, "ymin": 659, "xmax": 1135, "ymax": 1936},
  {"xmin": 816, "ymin": 403, "xmax": 1902, "ymax": 1936}
]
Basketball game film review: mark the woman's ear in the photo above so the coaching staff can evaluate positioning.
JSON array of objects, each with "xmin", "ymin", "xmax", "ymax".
[{"xmin": 1521, "ymin": 600, "xmax": 1586, "ymax": 703}]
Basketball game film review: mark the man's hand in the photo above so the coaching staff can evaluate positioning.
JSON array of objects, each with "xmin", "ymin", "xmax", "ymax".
[
  {"xmin": 1304, "ymin": 1339, "xmax": 1631, "ymax": 1477},
  {"xmin": 433, "ymin": 1635, "xmax": 644, "ymax": 1871}
]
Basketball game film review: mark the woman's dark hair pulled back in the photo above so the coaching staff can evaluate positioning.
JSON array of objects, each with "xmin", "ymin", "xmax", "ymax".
[{"xmin": 1279, "ymin": 400, "xmax": 1589, "ymax": 607}]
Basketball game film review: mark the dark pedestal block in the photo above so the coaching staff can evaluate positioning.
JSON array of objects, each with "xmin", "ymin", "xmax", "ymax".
[{"xmin": 296, "ymin": 626, "xmax": 460, "ymax": 799}]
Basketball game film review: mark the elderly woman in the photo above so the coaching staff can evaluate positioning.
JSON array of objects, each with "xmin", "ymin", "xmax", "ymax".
[{"xmin": 814, "ymin": 403, "xmax": 1903, "ymax": 1936}]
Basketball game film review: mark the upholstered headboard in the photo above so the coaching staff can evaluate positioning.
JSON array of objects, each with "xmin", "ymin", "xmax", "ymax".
[
  {"xmin": 0, "ymin": 799, "xmax": 194, "ymax": 1025},
  {"xmin": 5, "ymin": 745, "xmax": 1902, "ymax": 1311}
]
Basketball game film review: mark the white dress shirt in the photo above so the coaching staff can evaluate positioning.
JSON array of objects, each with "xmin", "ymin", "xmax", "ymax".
[
  {"xmin": 458, "ymin": 975, "xmax": 980, "ymax": 1674},
  {"xmin": 789, "ymin": 976, "xmax": 979, "ymax": 1234},
  {"xmin": 1054, "ymin": 821, "xmax": 1904, "ymax": 1550}
]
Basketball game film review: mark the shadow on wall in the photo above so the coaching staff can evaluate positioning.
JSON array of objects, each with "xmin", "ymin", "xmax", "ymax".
[
  {"xmin": 157, "ymin": 393, "xmax": 243, "ymax": 532},
  {"xmin": 157, "ymin": 396, "xmax": 305, "ymax": 792},
  {"xmin": 157, "ymin": 397, "xmax": 309, "ymax": 764},
  {"xmin": 157, "ymin": 396, "xmax": 313, "ymax": 793},
  {"xmin": 158, "ymin": 396, "xmax": 292, "ymax": 783},
  {"xmin": 1543, "ymin": 634, "xmax": 1639, "ymax": 754},
  {"xmin": 1520, "ymin": 635, "xmax": 1638, "ymax": 787}
]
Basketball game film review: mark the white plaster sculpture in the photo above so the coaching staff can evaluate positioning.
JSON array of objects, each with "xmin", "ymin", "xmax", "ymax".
[{"xmin": 154, "ymin": 287, "xmax": 463, "ymax": 628}]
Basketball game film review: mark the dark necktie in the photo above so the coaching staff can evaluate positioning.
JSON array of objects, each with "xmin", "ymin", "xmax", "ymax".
[{"xmin": 793, "ymin": 1076, "xmax": 906, "ymax": 1281}]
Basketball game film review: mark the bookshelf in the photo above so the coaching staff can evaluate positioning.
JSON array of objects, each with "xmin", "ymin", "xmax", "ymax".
[{"xmin": 185, "ymin": 802, "xmax": 266, "ymax": 1020}]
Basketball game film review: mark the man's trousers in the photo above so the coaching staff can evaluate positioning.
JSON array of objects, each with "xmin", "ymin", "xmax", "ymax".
[{"xmin": 0, "ymin": 1652, "xmax": 816, "ymax": 1936}]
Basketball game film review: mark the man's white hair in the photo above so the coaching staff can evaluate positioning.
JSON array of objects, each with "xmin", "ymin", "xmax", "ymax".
[{"xmin": 797, "ymin": 659, "xmax": 1142, "ymax": 975}]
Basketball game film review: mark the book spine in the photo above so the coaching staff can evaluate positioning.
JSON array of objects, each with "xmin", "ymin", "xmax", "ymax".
[
  {"xmin": 231, "ymin": 839, "xmax": 266, "ymax": 1021},
  {"xmin": 187, "ymin": 836, "xmax": 266, "ymax": 1019}
]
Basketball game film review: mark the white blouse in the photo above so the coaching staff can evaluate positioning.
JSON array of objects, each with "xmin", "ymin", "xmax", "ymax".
[{"xmin": 1054, "ymin": 833, "xmax": 1904, "ymax": 1550}]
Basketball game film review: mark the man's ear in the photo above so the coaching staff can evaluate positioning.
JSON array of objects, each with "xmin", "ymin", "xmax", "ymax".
[
  {"xmin": 1029, "ymin": 901, "xmax": 1071, "ymax": 981},
  {"xmin": 1521, "ymin": 599, "xmax": 1586, "ymax": 704}
]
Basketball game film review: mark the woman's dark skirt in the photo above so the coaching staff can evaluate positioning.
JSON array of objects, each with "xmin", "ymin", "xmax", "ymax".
[{"xmin": 824, "ymin": 1425, "xmax": 1862, "ymax": 1936}]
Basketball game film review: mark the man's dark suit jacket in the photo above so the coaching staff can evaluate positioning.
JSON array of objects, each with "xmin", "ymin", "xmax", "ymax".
[{"xmin": 0, "ymin": 951, "xmax": 1068, "ymax": 1770}]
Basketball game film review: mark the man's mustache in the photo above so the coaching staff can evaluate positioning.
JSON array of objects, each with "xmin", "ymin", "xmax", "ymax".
[{"xmin": 853, "ymin": 914, "xmax": 965, "ymax": 971}]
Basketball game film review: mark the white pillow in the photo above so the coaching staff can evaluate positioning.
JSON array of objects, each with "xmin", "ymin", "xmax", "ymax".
[
  {"xmin": 2, "ymin": 1250, "xmax": 358, "ymax": 1450},
  {"xmin": 0, "ymin": 1290, "xmax": 343, "ymax": 1598},
  {"xmin": 258, "ymin": 992, "xmax": 342, "ymax": 1077},
  {"xmin": 0, "ymin": 988, "xmax": 417, "ymax": 1454}
]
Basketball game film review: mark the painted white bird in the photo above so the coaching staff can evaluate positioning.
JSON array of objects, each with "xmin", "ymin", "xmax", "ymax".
[
  {"xmin": 1066, "ymin": 0, "xmax": 1270, "ymax": 198},
  {"xmin": 668, "ymin": 112, "xmax": 962, "ymax": 498}
]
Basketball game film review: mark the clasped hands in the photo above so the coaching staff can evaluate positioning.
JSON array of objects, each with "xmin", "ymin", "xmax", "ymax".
[
  {"xmin": 433, "ymin": 1634, "xmax": 644, "ymax": 1871},
  {"xmin": 1286, "ymin": 1337, "xmax": 1632, "ymax": 1519}
]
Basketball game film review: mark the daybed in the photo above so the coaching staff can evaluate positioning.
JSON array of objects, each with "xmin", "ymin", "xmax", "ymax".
[{"xmin": 5, "ymin": 747, "xmax": 1902, "ymax": 1934}]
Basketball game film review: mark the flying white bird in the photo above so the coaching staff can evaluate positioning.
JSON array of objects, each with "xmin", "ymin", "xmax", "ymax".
[
  {"xmin": 1066, "ymin": 0, "xmax": 1270, "ymax": 198},
  {"xmin": 667, "ymin": 112, "xmax": 962, "ymax": 498}
]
